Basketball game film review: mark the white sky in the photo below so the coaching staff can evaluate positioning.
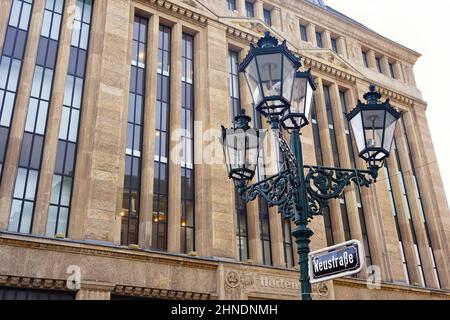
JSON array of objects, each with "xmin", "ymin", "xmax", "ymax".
[{"xmin": 325, "ymin": 0, "xmax": 450, "ymax": 201}]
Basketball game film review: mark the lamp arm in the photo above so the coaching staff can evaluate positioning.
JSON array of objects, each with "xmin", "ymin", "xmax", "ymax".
[
  {"xmin": 239, "ymin": 170, "xmax": 297, "ymax": 220},
  {"xmin": 303, "ymin": 165, "xmax": 378, "ymax": 218}
]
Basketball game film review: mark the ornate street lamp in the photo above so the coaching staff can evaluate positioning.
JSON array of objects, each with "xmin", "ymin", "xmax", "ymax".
[
  {"xmin": 280, "ymin": 69, "xmax": 317, "ymax": 132},
  {"xmin": 221, "ymin": 110, "xmax": 265, "ymax": 186},
  {"xmin": 347, "ymin": 84, "xmax": 401, "ymax": 168},
  {"xmin": 221, "ymin": 32, "xmax": 400, "ymax": 301},
  {"xmin": 239, "ymin": 32, "xmax": 301, "ymax": 117}
]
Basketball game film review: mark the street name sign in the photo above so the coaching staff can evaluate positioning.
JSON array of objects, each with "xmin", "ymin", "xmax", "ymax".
[{"xmin": 308, "ymin": 240, "xmax": 365, "ymax": 284}]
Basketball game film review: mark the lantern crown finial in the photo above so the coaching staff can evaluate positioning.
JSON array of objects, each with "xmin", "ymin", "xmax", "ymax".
[
  {"xmin": 234, "ymin": 109, "xmax": 251, "ymax": 130},
  {"xmin": 363, "ymin": 84, "xmax": 382, "ymax": 104},
  {"xmin": 257, "ymin": 31, "xmax": 279, "ymax": 48}
]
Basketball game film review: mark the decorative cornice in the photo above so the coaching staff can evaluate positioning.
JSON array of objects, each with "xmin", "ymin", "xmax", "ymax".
[
  {"xmin": 375, "ymin": 85, "xmax": 415, "ymax": 107},
  {"xmin": 0, "ymin": 235, "xmax": 218, "ymax": 271},
  {"xmin": 113, "ymin": 285, "xmax": 211, "ymax": 300},
  {"xmin": 136, "ymin": 0, "xmax": 208, "ymax": 25},
  {"xmin": 0, "ymin": 275, "xmax": 72, "ymax": 292},
  {"xmin": 303, "ymin": 56, "xmax": 357, "ymax": 84}
]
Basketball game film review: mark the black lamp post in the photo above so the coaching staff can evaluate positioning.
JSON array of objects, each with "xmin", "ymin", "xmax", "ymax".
[{"xmin": 221, "ymin": 32, "xmax": 400, "ymax": 300}]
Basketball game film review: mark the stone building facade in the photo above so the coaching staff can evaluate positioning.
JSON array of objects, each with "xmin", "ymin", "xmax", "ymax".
[{"xmin": 0, "ymin": 0, "xmax": 449, "ymax": 300}]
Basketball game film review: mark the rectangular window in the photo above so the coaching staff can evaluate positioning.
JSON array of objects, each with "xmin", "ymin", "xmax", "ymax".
[
  {"xmin": 45, "ymin": 0, "xmax": 92, "ymax": 237},
  {"xmin": 0, "ymin": 0, "xmax": 34, "ymax": 183},
  {"xmin": 282, "ymin": 218, "xmax": 294, "ymax": 268},
  {"xmin": 120, "ymin": 16, "xmax": 147, "ymax": 246},
  {"xmin": 315, "ymin": 31, "xmax": 323, "ymax": 48},
  {"xmin": 300, "ymin": 24, "xmax": 308, "ymax": 42},
  {"xmin": 331, "ymin": 37, "xmax": 338, "ymax": 53},
  {"xmin": 181, "ymin": 33, "xmax": 195, "ymax": 254},
  {"xmin": 389, "ymin": 62, "xmax": 395, "ymax": 78},
  {"xmin": 362, "ymin": 50, "xmax": 369, "ymax": 68},
  {"xmin": 245, "ymin": 1, "xmax": 254, "ymax": 18},
  {"xmin": 229, "ymin": 50, "xmax": 249, "ymax": 261},
  {"xmin": 375, "ymin": 56, "xmax": 382, "ymax": 73},
  {"xmin": 8, "ymin": 0, "xmax": 64, "ymax": 235},
  {"xmin": 152, "ymin": 25, "xmax": 171, "ymax": 251},
  {"xmin": 227, "ymin": 0, "xmax": 236, "ymax": 11},
  {"xmin": 263, "ymin": 9, "xmax": 272, "ymax": 26}
]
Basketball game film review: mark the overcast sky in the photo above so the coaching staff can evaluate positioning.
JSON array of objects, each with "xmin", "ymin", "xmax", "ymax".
[{"xmin": 324, "ymin": 0, "xmax": 450, "ymax": 201}]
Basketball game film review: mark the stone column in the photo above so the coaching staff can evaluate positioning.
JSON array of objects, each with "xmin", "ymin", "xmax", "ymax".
[
  {"xmin": 314, "ymin": 78, "xmax": 345, "ymax": 244},
  {"xmin": 32, "ymin": 0, "xmax": 77, "ymax": 235},
  {"xmin": 385, "ymin": 148, "xmax": 424, "ymax": 286},
  {"xmin": 167, "ymin": 22, "xmax": 182, "ymax": 254},
  {"xmin": 393, "ymin": 62, "xmax": 404, "ymax": 81},
  {"xmin": 402, "ymin": 107, "xmax": 450, "ymax": 289},
  {"xmin": 206, "ymin": 21, "xmax": 236, "ymax": 259},
  {"xmin": 394, "ymin": 125, "xmax": 437, "ymax": 288},
  {"xmin": 246, "ymin": 199, "xmax": 263, "ymax": 264},
  {"xmin": 380, "ymin": 56, "xmax": 390, "ymax": 77},
  {"xmin": 323, "ymin": 30, "xmax": 332, "ymax": 50},
  {"xmin": 76, "ymin": 282, "xmax": 115, "ymax": 300},
  {"xmin": 193, "ymin": 28, "xmax": 212, "ymax": 257},
  {"xmin": 367, "ymin": 50, "xmax": 377, "ymax": 70},
  {"xmin": 0, "ymin": 0, "xmax": 13, "ymax": 55},
  {"xmin": 254, "ymin": 0, "xmax": 264, "ymax": 21},
  {"xmin": 237, "ymin": 0, "xmax": 246, "ymax": 17},
  {"xmin": 138, "ymin": 14, "xmax": 159, "ymax": 249},
  {"xmin": 269, "ymin": 207, "xmax": 285, "ymax": 267},
  {"xmin": 0, "ymin": 0, "xmax": 45, "ymax": 230},
  {"xmin": 336, "ymin": 37, "xmax": 347, "ymax": 59},
  {"xmin": 306, "ymin": 23, "xmax": 317, "ymax": 47},
  {"xmin": 271, "ymin": 7, "xmax": 282, "ymax": 30},
  {"xmin": 68, "ymin": 0, "xmax": 131, "ymax": 242}
]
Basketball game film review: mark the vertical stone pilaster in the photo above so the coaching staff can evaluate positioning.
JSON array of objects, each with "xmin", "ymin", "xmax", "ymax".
[
  {"xmin": 33, "ymin": 0, "xmax": 77, "ymax": 235},
  {"xmin": 167, "ymin": 22, "xmax": 182, "ymax": 254},
  {"xmin": 0, "ymin": 0, "xmax": 45, "ymax": 230},
  {"xmin": 403, "ymin": 107, "xmax": 450, "ymax": 289},
  {"xmin": 380, "ymin": 56, "xmax": 390, "ymax": 77},
  {"xmin": 367, "ymin": 50, "xmax": 376, "ymax": 70},
  {"xmin": 247, "ymin": 198, "xmax": 263, "ymax": 264},
  {"xmin": 207, "ymin": 21, "xmax": 235, "ymax": 259},
  {"xmin": 395, "ymin": 124, "xmax": 438, "ymax": 288},
  {"xmin": 385, "ymin": 146, "xmax": 424, "ymax": 286},
  {"xmin": 323, "ymin": 30, "xmax": 332, "ymax": 50},
  {"xmin": 306, "ymin": 23, "xmax": 316, "ymax": 47},
  {"xmin": 314, "ymin": 79, "xmax": 345, "ymax": 244},
  {"xmin": 271, "ymin": 7, "xmax": 282, "ymax": 30},
  {"xmin": 254, "ymin": 0, "xmax": 264, "ymax": 21},
  {"xmin": 269, "ymin": 207, "xmax": 284, "ymax": 267},
  {"xmin": 0, "ymin": 0, "xmax": 13, "ymax": 55},
  {"xmin": 393, "ymin": 61, "xmax": 404, "ymax": 81},
  {"xmin": 68, "ymin": 0, "xmax": 132, "ymax": 242},
  {"xmin": 237, "ymin": 0, "xmax": 246, "ymax": 17},
  {"xmin": 193, "ymin": 28, "xmax": 212, "ymax": 257},
  {"xmin": 138, "ymin": 13, "xmax": 159, "ymax": 249},
  {"xmin": 336, "ymin": 37, "xmax": 347, "ymax": 59}
]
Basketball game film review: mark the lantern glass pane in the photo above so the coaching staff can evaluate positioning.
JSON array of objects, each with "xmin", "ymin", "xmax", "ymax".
[
  {"xmin": 304, "ymin": 81, "xmax": 314, "ymax": 123},
  {"xmin": 350, "ymin": 112, "xmax": 365, "ymax": 153},
  {"xmin": 244, "ymin": 58, "xmax": 263, "ymax": 106},
  {"xmin": 282, "ymin": 56, "xmax": 296, "ymax": 102},
  {"xmin": 383, "ymin": 112, "xmax": 397, "ymax": 152},
  {"xmin": 291, "ymin": 76, "xmax": 307, "ymax": 114},
  {"xmin": 256, "ymin": 53, "xmax": 282, "ymax": 98},
  {"xmin": 362, "ymin": 109, "xmax": 385, "ymax": 149}
]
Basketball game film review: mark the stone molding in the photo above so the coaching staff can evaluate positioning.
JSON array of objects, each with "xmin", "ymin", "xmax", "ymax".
[
  {"xmin": 136, "ymin": 0, "xmax": 208, "ymax": 25},
  {"xmin": 0, "ymin": 274, "xmax": 73, "ymax": 292},
  {"xmin": 113, "ymin": 285, "xmax": 211, "ymax": 300}
]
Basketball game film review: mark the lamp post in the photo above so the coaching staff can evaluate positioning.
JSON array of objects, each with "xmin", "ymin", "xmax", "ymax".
[{"xmin": 221, "ymin": 32, "xmax": 401, "ymax": 300}]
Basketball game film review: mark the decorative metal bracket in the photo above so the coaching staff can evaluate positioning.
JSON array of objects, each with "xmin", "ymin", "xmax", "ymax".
[{"xmin": 304, "ymin": 166, "xmax": 374, "ymax": 218}]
